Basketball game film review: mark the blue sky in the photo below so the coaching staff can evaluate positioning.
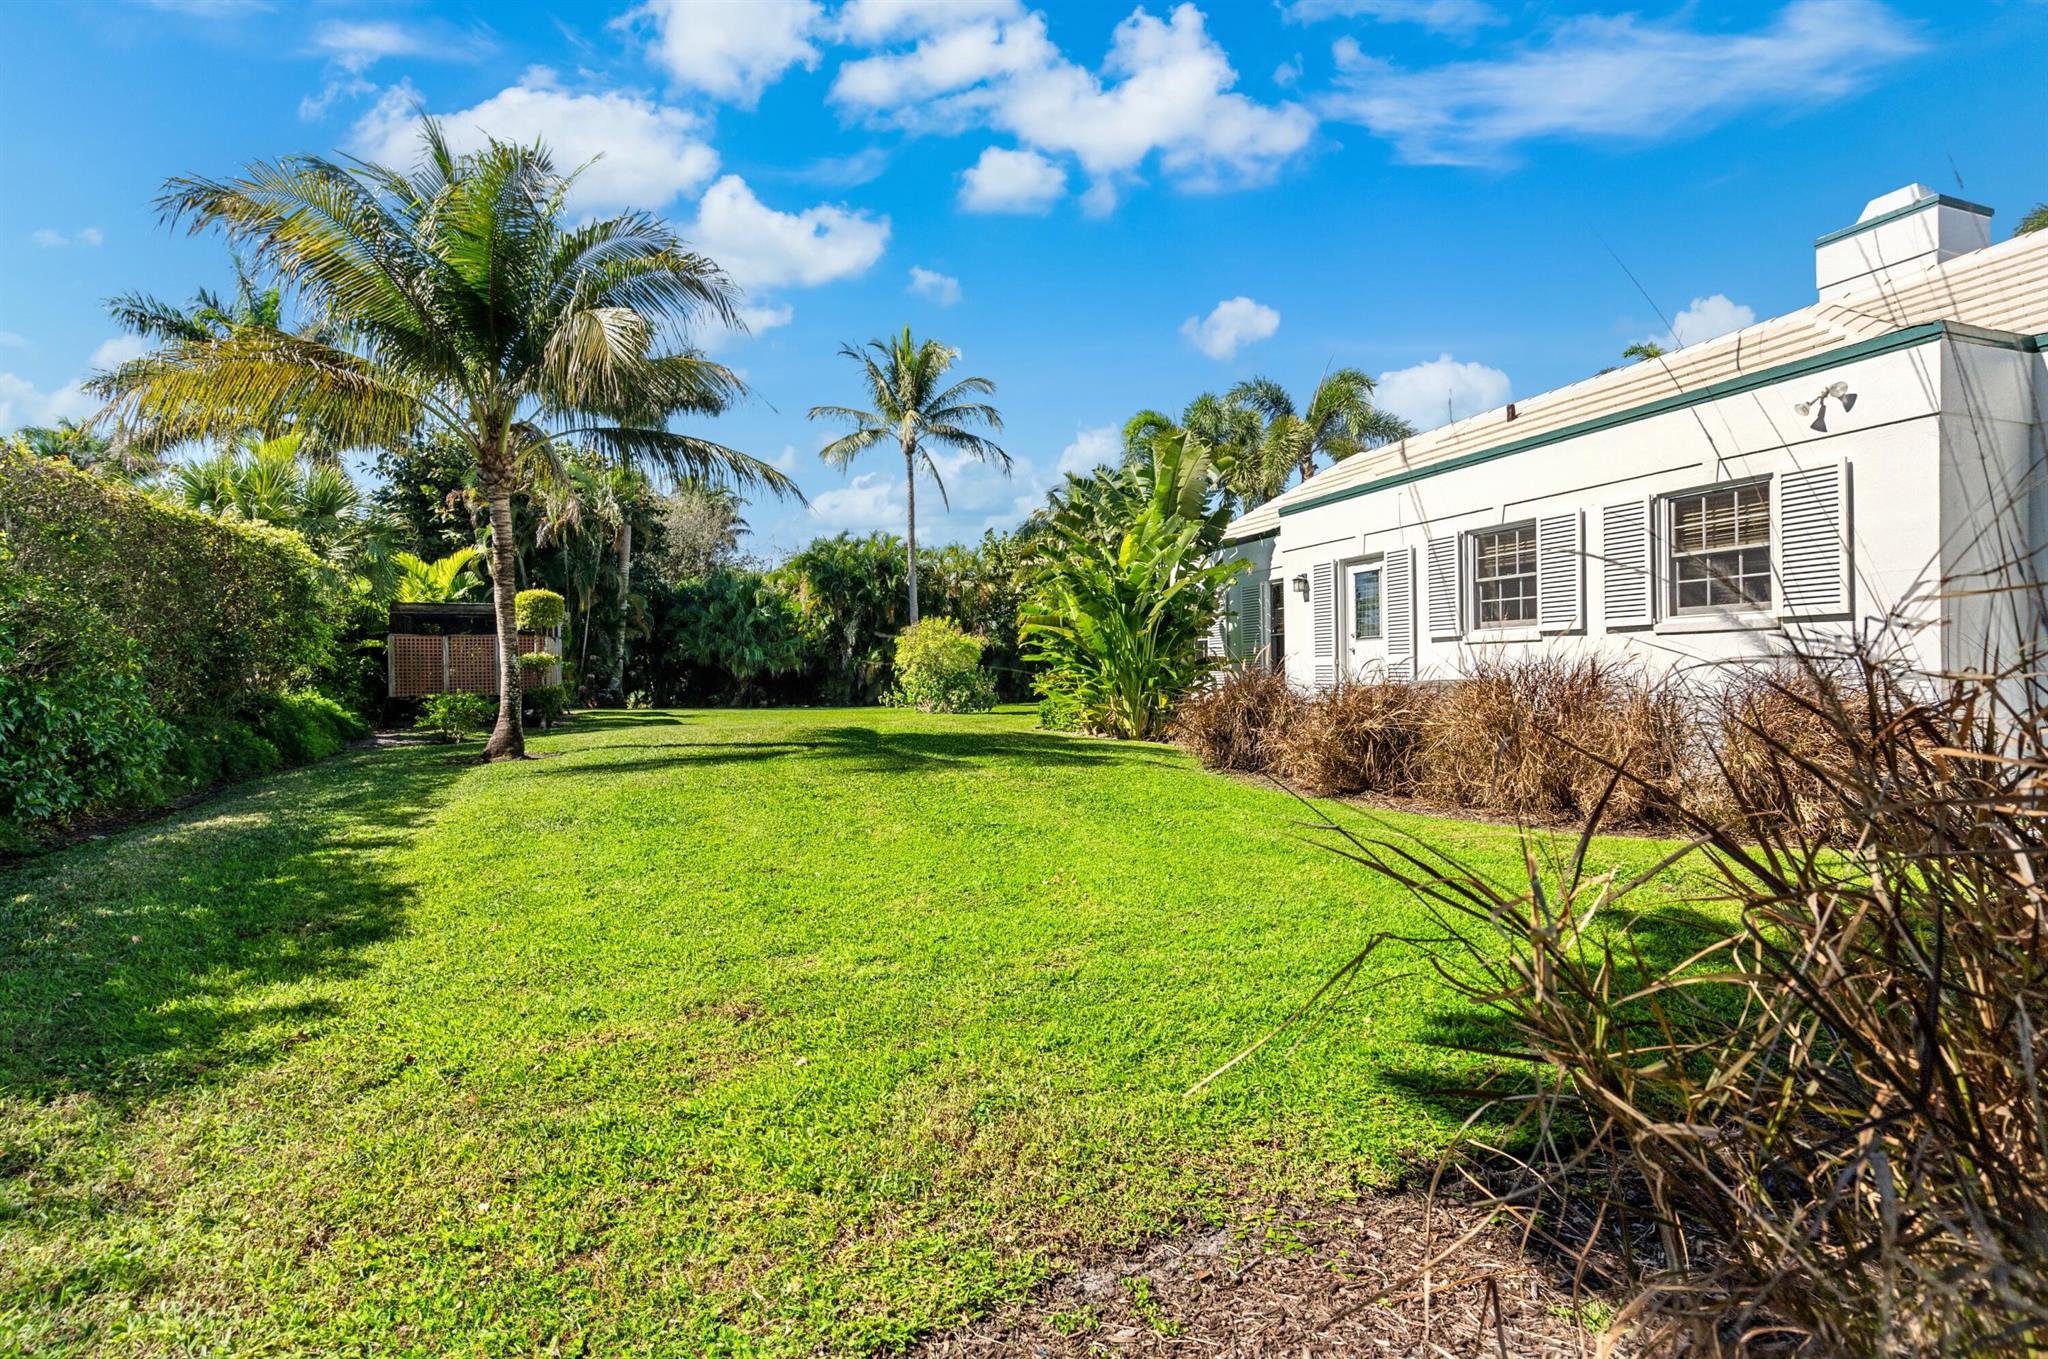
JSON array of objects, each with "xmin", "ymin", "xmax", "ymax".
[{"xmin": 3, "ymin": 0, "xmax": 2043, "ymax": 557}]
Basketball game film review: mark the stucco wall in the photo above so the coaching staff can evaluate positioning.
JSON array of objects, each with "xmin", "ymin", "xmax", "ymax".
[{"xmin": 1227, "ymin": 330, "xmax": 2042, "ymax": 689}]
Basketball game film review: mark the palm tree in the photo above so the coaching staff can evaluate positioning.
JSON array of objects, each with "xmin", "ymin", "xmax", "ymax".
[
  {"xmin": 2018, "ymin": 203, "xmax": 2048, "ymax": 235},
  {"xmin": 1622, "ymin": 341, "xmax": 1667, "ymax": 362},
  {"xmin": 1227, "ymin": 368, "xmax": 1411, "ymax": 496},
  {"xmin": 808, "ymin": 327, "xmax": 1007, "ymax": 624},
  {"xmin": 91, "ymin": 121, "xmax": 792, "ymax": 759}
]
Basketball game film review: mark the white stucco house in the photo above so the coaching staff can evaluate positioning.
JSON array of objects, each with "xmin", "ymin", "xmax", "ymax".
[{"xmin": 1216, "ymin": 185, "xmax": 2048, "ymax": 688}]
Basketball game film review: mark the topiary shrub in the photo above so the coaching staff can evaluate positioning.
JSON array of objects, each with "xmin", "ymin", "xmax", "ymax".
[
  {"xmin": 414, "ymin": 691, "xmax": 496, "ymax": 742},
  {"xmin": 514, "ymin": 589, "xmax": 565, "ymax": 633},
  {"xmin": 887, "ymin": 617, "xmax": 996, "ymax": 714},
  {"xmin": 525, "ymin": 684, "xmax": 571, "ymax": 729}
]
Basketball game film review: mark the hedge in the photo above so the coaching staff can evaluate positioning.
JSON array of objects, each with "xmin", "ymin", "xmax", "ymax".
[{"xmin": 0, "ymin": 445, "xmax": 334, "ymax": 716}]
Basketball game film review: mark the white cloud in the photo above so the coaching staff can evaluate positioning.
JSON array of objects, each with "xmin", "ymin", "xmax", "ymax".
[
  {"xmin": 686, "ymin": 175, "xmax": 890, "ymax": 290},
  {"xmin": 347, "ymin": 72, "xmax": 719, "ymax": 213},
  {"xmin": 1180, "ymin": 296, "xmax": 1279, "ymax": 361},
  {"xmin": 315, "ymin": 20, "xmax": 431, "ymax": 71},
  {"xmin": 835, "ymin": 4, "xmax": 1314, "ymax": 204},
  {"xmin": 0, "ymin": 335, "xmax": 143, "ymax": 432},
  {"xmin": 809, "ymin": 471, "xmax": 906, "ymax": 531},
  {"xmin": 627, "ymin": 0, "xmax": 822, "ymax": 107},
  {"xmin": 1653, "ymin": 294, "xmax": 1756, "ymax": 349},
  {"xmin": 908, "ymin": 266, "xmax": 962, "ymax": 305},
  {"xmin": 1282, "ymin": 0, "xmax": 1501, "ymax": 34},
  {"xmin": 1323, "ymin": 0, "xmax": 1921, "ymax": 166},
  {"xmin": 833, "ymin": 0, "xmax": 1023, "ymax": 44},
  {"xmin": 738, "ymin": 302, "xmax": 796, "ymax": 334},
  {"xmin": 32, "ymin": 228, "xmax": 100, "ymax": 248},
  {"xmin": 1374, "ymin": 354, "xmax": 1511, "ymax": 431},
  {"xmin": 958, "ymin": 145, "xmax": 1066, "ymax": 213},
  {"xmin": 0, "ymin": 332, "xmax": 27, "ymax": 349},
  {"xmin": 1057, "ymin": 424, "xmax": 1119, "ymax": 476}
]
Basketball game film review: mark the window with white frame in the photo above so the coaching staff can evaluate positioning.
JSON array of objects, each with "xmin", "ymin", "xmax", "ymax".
[
  {"xmin": 1667, "ymin": 480, "xmax": 1771, "ymax": 612},
  {"xmin": 1470, "ymin": 523, "xmax": 1538, "ymax": 628},
  {"xmin": 1350, "ymin": 565, "xmax": 1381, "ymax": 639}
]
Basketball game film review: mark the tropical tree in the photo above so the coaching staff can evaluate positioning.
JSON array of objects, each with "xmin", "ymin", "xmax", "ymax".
[
  {"xmin": 390, "ymin": 547, "xmax": 485, "ymax": 602},
  {"xmin": 164, "ymin": 430, "xmax": 399, "ymax": 592},
  {"xmin": 651, "ymin": 480, "xmax": 748, "ymax": 582},
  {"xmin": 15, "ymin": 418, "xmax": 158, "ymax": 481},
  {"xmin": 673, "ymin": 568, "xmax": 806, "ymax": 705},
  {"xmin": 2018, "ymin": 203, "xmax": 2048, "ymax": 235},
  {"xmin": 1225, "ymin": 368, "xmax": 1411, "ymax": 499},
  {"xmin": 90, "ymin": 121, "xmax": 791, "ymax": 758},
  {"xmin": 1021, "ymin": 430, "xmax": 1242, "ymax": 740},
  {"xmin": 1623, "ymin": 341, "xmax": 1667, "ymax": 362},
  {"xmin": 808, "ymin": 327, "xmax": 1007, "ymax": 625}
]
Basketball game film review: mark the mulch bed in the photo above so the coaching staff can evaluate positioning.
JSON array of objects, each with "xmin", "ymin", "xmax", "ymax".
[{"xmin": 914, "ymin": 1187, "xmax": 1634, "ymax": 1358}]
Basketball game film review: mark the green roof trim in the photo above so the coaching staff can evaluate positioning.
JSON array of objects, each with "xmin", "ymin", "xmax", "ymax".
[
  {"xmin": 1224, "ymin": 528, "xmax": 1277, "ymax": 547},
  {"xmin": 1271, "ymin": 322, "xmax": 2031, "ymax": 525},
  {"xmin": 1814, "ymin": 193, "xmax": 1993, "ymax": 247}
]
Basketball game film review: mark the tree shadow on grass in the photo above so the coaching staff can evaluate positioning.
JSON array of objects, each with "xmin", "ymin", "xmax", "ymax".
[
  {"xmin": 533, "ymin": 723, "xmax": 1188, "ymax": 781},
  {"xmin": 0, "ymin": 747, "xmax": 455, "ymax": 1105}
]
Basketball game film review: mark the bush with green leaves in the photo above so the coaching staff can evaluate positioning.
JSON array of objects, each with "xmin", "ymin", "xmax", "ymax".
[
  {"xmin": 887, "ymin": 617, "xmax": 996, "ymax": 714},
  {"xmin": 242, "ymin": 690, "xmax": 368, "ymax": 765},
  {"xmin": 0, "ymin": 444, "xmax": 334, "ymax": 716},
  {"xmin": 414, "ymin": 691, "xmax": 497, "ymax": 742},
  {"xmin": 525, "ymin": 683, "xmax": 571, "ymax": 729},
  {"xmin": 515, "ymin": 588, "xmax": 565, "ymax": 632},
  {"xmin": 671, "ymin": 569, "xmax": 807, "ymax": 705},
  {"xmin": 1022, "ymin": 431, "xmax": 1241, "ymax": 740},
  {"xmin": 0, "ymin": 543, "xmax": 174, "ymax": 840},
  {"xmin": 164, "ymin": 715, "xmax": 282, "ymax": 790}
]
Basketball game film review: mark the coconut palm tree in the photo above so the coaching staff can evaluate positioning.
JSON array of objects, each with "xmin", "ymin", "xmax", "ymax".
[
  {"xmin": 90, "ymin": 121, "xmax": 791, "ymax": 759},
  {"xmin": 1227, "ymin": 368, "xmax": 1411, "ymax": 499},
  {"xmin": 808, "ymin": 327, "xmax": 1007, "ymax": 624}
]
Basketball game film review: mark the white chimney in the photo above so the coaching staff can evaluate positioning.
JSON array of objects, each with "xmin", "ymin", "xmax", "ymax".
[{"xmin": 1815, "ymin": 184, "xmax": 1993, "ymax": 300}]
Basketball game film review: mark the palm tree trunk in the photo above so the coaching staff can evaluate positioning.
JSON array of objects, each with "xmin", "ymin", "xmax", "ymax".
[
  {"xmin": 904, "ymin": 446, "xmax": 920, "ymax": 625},
  {"xmin": 608, "ymin": 520, "xmax": 631, "ymax": 702},
  {"xmin": 479, "ymin": 456, "xmax": 526, "ymax": 761}
]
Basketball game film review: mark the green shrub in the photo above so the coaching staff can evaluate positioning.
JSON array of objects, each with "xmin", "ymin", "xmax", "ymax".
[
  {"xmin": 887, "ymin": 618, "xmax": 995, "ymax": 714},
  {"xmin": 515, "ymin": 589, "xmax": 565, "ymax": 632},
  {"xmin": 415, "ymin": 691, "xmax": 496, "ymax": 742},
  {"xmin": 525, "ymin": 684, "xmax": 571, "ymax": 729},
  {"xmin": 1033, "ymin": 676, "xmax": 1091, "ymax": 733},
  {"xmin": 0, "ymin": 445, "xmax": 335, "ymax": 716},
  {"xmin": 243, "ymin": 690, "xmax": 368, "ymax": 765},
  {"xmin": 165, "ymin": 715, "xmax": 282, "ymax": 789},
  {"xmin": 0, "ymin": 545, "xmax": 174, "ymax": 832}
]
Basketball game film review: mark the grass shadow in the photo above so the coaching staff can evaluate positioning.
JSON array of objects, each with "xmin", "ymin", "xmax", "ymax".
[
  {"xmin": 0, "ymin": 747, "xmax": 454, "ymax": 1105},
  {"xmin": 533, "ymin": 722, "xmax": 1187, "ymax": 780}
]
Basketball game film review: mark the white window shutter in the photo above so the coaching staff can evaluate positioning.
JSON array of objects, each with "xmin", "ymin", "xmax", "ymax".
[
  {"xmin": 1383, "ymin": 546, "xmax": 1415, "ymax": 681},
  {"xmin": 1776, "ymin": 462, "xmax": 1851, "ymax": 618},
  {"xmin": 1426, "ymin": 536, "xmax": 1461, "ymax": 640},
  {"xmin": 1310, "ymin": 561, "xmax": 1338, "ymax": 687},
  {"xmin": 1537, "ymin": 511, "xmax": 1584, "ymax": 633},
  {"xmin": 1601, "ymin": 498, "xmax": 1654, "ymax": 629}
]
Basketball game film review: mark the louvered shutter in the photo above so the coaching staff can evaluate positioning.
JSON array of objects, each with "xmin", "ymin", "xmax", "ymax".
[
  {"xmin": 1383, "ymin": 546, "xmax": 1415, "ymax": 681},
  {"xmin": 1537, "ymin": 511, "xmax": 1584, "ymax": 633},
  {"xmin": 1601, "ymin": 498, "xmax": 1654, "ymax": 629},
  {"xmin": 1426, "ymin": 536, "xmax": 1461, "ymax": 640},
  {"xmin": 1310, "ymin": 561, "xmax": 1339, "ymax": 688},
  {"xmin": 1775, "ymin": 463, "xmax": 1850, "ymax": 618},
  {"xmin": 1234, "ymin": 571, "xmax": 1265, "ymax": 661}
]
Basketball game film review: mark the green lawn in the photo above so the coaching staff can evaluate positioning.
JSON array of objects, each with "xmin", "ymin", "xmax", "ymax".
[{"xmin": 0, "ymin": 707, "xmax": 1705, "ymax": 1356}]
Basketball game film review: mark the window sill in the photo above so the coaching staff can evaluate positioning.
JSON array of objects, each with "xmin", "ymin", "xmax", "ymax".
[
  {"xmin": 1653, "ymin": 610, "xmax": 1783, "ymax": 636},
  {"xmin": 1464, "ymin": 626, "xmax": 1543, "ymax": 644}
]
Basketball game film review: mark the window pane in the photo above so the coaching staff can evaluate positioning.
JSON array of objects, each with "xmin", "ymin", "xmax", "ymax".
[
  {"xmin": 1472, "ymin": 525, "xmax": 1538, "ymax": 626},
  {"xmin": 1352, "ymin": 570, "xmax": 1380, "ymax": 638},
  {"xmin": 1669, "ymin": 483, "xmax": 1772, "ymax": 613}
]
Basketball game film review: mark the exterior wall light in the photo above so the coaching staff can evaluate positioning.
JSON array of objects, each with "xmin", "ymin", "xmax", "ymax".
[{"xmin": 1291, "ymin": 574, "xmax": 1309, "ymax": 598}]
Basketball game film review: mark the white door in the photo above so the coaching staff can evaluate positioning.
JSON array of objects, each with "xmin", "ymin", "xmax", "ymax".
[{"xmin": 1345, "ymin": 560, "xmax": 1385, "ymax": 679}]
